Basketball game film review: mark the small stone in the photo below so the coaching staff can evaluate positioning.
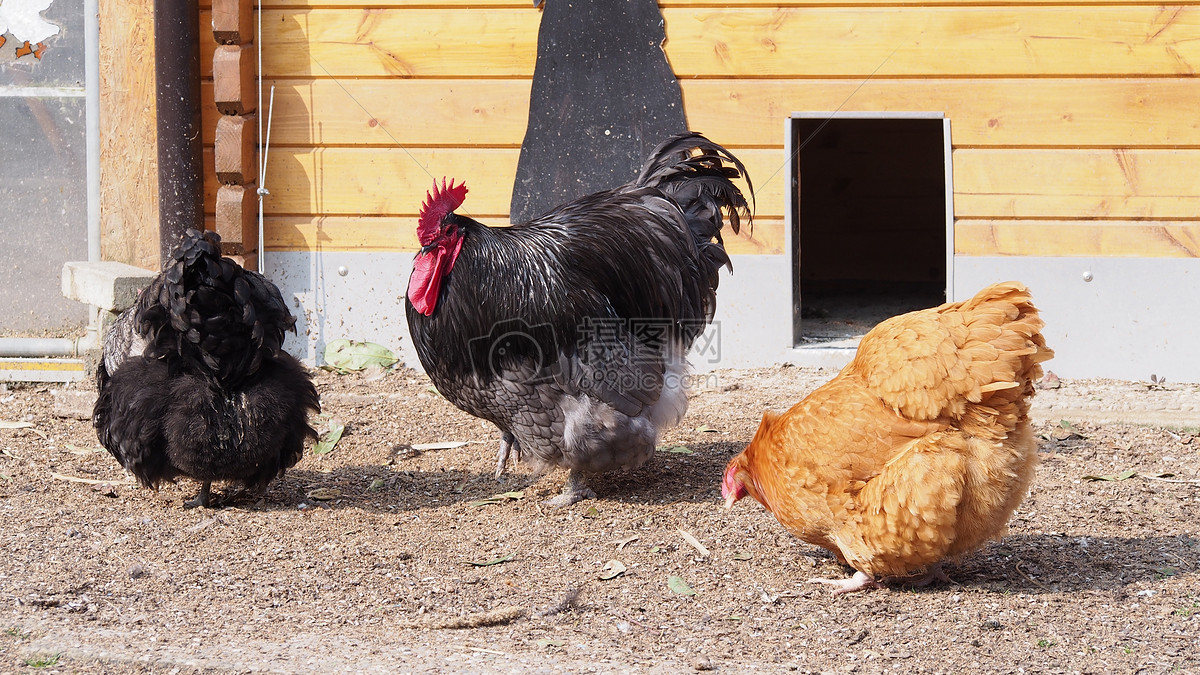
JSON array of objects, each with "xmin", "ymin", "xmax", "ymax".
[
  {"xmin": 693, "ymin": 656, "xmax": 715, "ymax": 671},
  {"xmin": 128, "ymin": 563, "xmax": 146, "ymax": 579}
]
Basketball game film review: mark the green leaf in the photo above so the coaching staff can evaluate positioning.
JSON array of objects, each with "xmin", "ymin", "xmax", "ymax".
[
  {"xmin": 731, "ymin": 551, "xmax": 752, "ymax": 561},
  {"xmin": 306, "ymin": 487, "xmax": 342, "ymax": 501},
  {"xmin": 1082, "ymin": 469, "xmax": 1137, "ymax": 481},
  {"xmin": 667, "ymin": 576, "xmax": 696, "ymax": 596},
  {"xmin": 468, "ymin": 553, "xmax": 515, "ymax": 567},
  {"xmin": 536, "ymin": 638, "xmax": 565, "ymax": 648},
  {"xmin": 1156, "ymin": 566, "xmax": 1177, "ymax": 577},
  {"xmin": 367, "ymin": 478, "xmax": 386, "ymax": 492},
  {"xmin": 322, "ymin": 339, "xmax": 399, "ymax": 374},
  {"xmin": 583, "ymin": 506, "xmax": 600, "ymax": 519},
  {"xmin": 664, "ymin": 445, "xmax": 693, "ymax": 455},
  {"xmin": 312, "ymin": 420, "xmax": 345, "ymax": 455},
  {"xmin": 695, "ymin": 425, "xmax": 719, "ymax": 433}
]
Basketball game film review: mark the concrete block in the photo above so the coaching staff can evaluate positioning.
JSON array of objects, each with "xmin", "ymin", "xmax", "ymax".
[{"xmin": 62, "ymin": 261, "xmax": 158, "ymax": 312}]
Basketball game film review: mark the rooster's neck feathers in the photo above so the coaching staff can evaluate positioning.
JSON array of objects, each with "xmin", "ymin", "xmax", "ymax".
[{"xmin": 418, "ymin": 179, "xmax": 469, "ymax": 245}]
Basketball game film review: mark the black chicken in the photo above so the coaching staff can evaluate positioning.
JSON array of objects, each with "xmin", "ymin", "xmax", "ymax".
[
  {"xmin": 93, "ymin": 229, "xmax": 320, "ymax": 508},
  {"xmin": 405, "ymin": 132, "xmax": 752, "ymax": 506}
]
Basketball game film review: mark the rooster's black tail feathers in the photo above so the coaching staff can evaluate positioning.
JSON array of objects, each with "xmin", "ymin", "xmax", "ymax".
[{"xmin": 632, "ymin": 132, "xmax": 753, "ymax": 278}]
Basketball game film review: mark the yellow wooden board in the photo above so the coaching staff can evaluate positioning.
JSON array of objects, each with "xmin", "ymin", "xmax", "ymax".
[
  {"xmin": 262, "ymin": 0, "xmax": 1200, "ymax": 6},
  {"xmin": 956, "ymin": 221, "xmax": 1200, "ymax": 257},
  {"xmin": 203, "ymin": 147, "xmax": 777, "ymax": 219},
  {"xmin": 262, "ymin": 216, "xmax": 783, "ymax": 256},
  {"xmin": 954, "ymin": 149, "xmax": 1200, "ymax": 219},
  {"xmin": 201, "ymin": 77, "xmax": 1200, "ymax": 150},
  {"xmin": 203, "ymin": 7, "xmax": 1200, "ymax": 79}
]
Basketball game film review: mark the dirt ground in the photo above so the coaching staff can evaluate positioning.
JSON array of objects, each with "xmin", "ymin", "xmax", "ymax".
[{"xmin": 0, "ymin": 365, "xmax": 1197, "ymax": 674}]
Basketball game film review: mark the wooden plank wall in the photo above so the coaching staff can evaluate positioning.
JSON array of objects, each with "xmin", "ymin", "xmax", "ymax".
[
  {"xmin": 99, "ymin": 0, "xmax": 159, "ymax": 269},
  {"xmin": 198, "ymin": 0, "xmax": 1200, "ymax": 258}
]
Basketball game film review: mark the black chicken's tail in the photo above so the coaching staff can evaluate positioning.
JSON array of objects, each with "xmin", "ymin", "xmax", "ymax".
[
  {"xmin": 134, "ymin": 229, "xmax": 296, "ymax": 387},
  {"xmin": 632, "ymin": 132, "xmax": 753, "ymax": 277}
]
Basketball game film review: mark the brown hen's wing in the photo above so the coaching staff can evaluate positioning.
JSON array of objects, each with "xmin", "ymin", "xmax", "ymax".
[
  {"xmin": 747, "ymin": 376, "xmax": 945, "ymax": 553},
  {"xmin": 846, "ymin": 281, "xmax": 1051, "ymax": 423}
]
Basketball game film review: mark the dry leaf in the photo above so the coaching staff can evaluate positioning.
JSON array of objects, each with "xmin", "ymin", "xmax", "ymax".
[
  {"xmin": 306, "ymin": 487, "xmax": 342, "ymax": 500},
  {"xmin": 599, "ymin": 559, "xmax": 627, "ymax": 580},
  {"xmin": 677, "ymin": 529, "xmax": 710, "ymax": 557},
  {"xmin": 411, "ymin": 441, "xmax": 469, "ymax": 451}
]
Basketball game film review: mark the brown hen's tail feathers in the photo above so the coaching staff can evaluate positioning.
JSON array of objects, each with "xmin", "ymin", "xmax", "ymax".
[{"xmin": 850, "ymin": 281, "xmax": 1054, "ymax": 424}]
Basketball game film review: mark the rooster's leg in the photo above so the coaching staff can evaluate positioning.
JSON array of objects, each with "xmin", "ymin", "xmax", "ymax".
[
  {"xmin": 808, "ymin": 570, "xmax": 881, "ymax": 595},
  {"xmin": 184, "ymin": 481, "xmax": 213, "ymax": 509},
  {"xmin": 544, "ymin": 469, "xmax": 597, "ymax": 508},
  {"xmin": 494, "ymin": 431, "xmax": 518, "ymax": 479}
]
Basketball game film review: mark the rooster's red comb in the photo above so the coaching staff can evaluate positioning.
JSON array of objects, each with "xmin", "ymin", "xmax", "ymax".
[{"xmin": 417, "ymin": 178, "xmax": 468, "ymax": 243}]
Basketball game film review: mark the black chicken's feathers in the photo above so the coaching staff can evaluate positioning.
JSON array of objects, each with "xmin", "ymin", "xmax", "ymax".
[
  {"xmin": 94, "ymin": 352, "xmax": 319, "ymax": 492},
  {"xmin": 119, "ymin": 229, "xmax": 295, "ymax": 388},
  {"xmin": 95, "ymin": 229, "xmax": 319, "ymax": 501},
  {"xmin": 406, "ymin": 132, "xmax": 751, "ymax": 474}
]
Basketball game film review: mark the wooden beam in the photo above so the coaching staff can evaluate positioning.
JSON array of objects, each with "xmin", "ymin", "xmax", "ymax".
[
  {"xmin": 212, "ymin": 0, "xmax": 253, "ymax": 45},
  {"xmin": 954, "ymin": 149, "xmax": 1200, "ymax": 219},
  {"xmin": 212, "ymin": 44, "xmax": 256, "ymax": 116},
  {"xmin": 261, "ymin": 215, "xmax": 784, "ymax": 256},
  {"xmin": 99, "ymin": 0, "xmax": 159, "ymax": 269},
  {"xmin": 956, "ymin": 221, "xmax": 1200, "ymax": 258},
  {"xmin": 198, "ymin": 7, "xmax": 1200, "ymax": 79},
  {"xmin": 215, "ymin": 184, "xmax": 259, "ymax": 254},
  {"xmin": 202, "ymin": 146, "xmax": 776, "ymax": 220},
  {"xmin": 214, "ymin": 114, "xmax": 257, "ymax": 185}
]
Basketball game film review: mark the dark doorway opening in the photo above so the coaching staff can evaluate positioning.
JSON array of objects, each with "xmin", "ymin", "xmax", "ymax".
[{"xmin": 790, "ymin": 115, "xmax": 950, "ymax": 346}]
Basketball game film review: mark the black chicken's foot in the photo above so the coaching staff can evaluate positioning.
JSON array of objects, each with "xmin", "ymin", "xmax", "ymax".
[
  {"xmin": 494, "ymin": 432, "xmax": 518, "ymax": 479},
  {"xmin": 184, "ymin": 481, "xmax": 214, "ymax": 509},
  {"xmin": 544, "ymin": 470, "xmax": 596, "ymax": 508}
]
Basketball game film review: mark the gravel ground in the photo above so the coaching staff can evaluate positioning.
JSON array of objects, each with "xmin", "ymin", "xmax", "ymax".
[{"xmin": 1, "ymin": 365, "xmax": 1197, "ymax": 674}]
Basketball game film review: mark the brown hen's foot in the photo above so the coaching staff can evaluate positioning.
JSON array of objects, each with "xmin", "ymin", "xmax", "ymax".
[
  {"xmin": 544, "ymin": 470, "xmax": 596, "ymax": 508},
  {"xmin": 808, "ymin": 570, "xmax": 881, "ymax": 595},
  {"xmin": 494, "ymin": 431, "xmax": 517, "ymax": 479},
  {"xmin": 184, "ymin": 481, "xmax": 213, "ymax": 509}
]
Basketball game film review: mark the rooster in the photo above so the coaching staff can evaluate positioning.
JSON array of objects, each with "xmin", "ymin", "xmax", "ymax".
[
  {"xmin": 405, "ymin": 132, "xmax": 752, "ymax": 506},
  {"xmin": 722, "ymin": 282, "xmax": 1053, "ymax": 593},
  {"xmin": 93, "ymin": 229, "xmax": 320, "ymax": 508}
]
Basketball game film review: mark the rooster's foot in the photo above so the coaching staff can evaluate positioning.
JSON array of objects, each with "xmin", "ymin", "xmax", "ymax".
[
  {"xmin": 184, "ymin": 481, "xmax": 214, "ymax": 509},
  {"xmin": 808, "ymin": 570, "xmax": 881, "ymax": 595},
  {"xmin": 494, "ymin": 432, "xmax": 518, "ymax": 479},
  {"xmin": 544, "ymin": 470, "xmax": 596, "ymax": 508}
]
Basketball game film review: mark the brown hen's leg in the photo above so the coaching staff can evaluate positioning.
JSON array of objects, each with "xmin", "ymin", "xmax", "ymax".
[
  {"xmin": 885, "ymin": 564, "xmax": 953, "ymax": 589},
  {"xmin": 184, "ymin": 481, "xmax": 213, "ymax": 509},
  {"xmin": 544, "ymin": 469, "xmax": 596, "ymax": 508},
  {"xmin": 808, "ymin": 570, "xmax": 881, "ymax": 595},
  {"xmin": 494, "ymin": 432, "xmax": 517, "ymax": 479}
]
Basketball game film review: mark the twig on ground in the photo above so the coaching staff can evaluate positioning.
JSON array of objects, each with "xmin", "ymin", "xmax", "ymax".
[
  {"xmin": 1015, "ymin": 560, "xmax": 1050, "ymax": 591},
  {"xmin": 395, "ymin": 606, "xmax": 526, "ymax": 630},
  {"xmin": 50, "ymin": 472, "xmax": 134, "ymax": 486}
]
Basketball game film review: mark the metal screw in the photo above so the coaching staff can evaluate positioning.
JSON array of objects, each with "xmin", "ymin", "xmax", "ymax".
[
  {"xmin": 1082, "ymin": 270, "xmax": 1093, "ymax": 282},
  {"xmin": 337, "ymin": 266, "xmax": 348, "ymax": 277}
]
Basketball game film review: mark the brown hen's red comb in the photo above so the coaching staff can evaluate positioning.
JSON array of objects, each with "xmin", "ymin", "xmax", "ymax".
[{"xmin": 417, "ymin": 178, "xmax": 468, "ymax": 244}]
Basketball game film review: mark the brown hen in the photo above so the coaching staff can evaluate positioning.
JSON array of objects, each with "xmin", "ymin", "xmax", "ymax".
[{"xmin": 722, "ymin": 281, "xmax": 1053, "ymax": 594}]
